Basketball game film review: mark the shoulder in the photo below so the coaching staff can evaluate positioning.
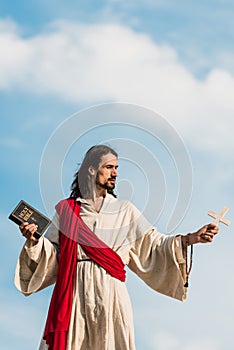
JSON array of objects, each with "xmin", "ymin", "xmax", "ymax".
[{"xmin": 55, "ymin": 198, "xmax": 78, "ymax": 215}]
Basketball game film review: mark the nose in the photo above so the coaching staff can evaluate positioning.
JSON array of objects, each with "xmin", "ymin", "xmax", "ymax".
[{"xmin": 112, "ymin": 168, "xmax": 118, "ymax": 177}]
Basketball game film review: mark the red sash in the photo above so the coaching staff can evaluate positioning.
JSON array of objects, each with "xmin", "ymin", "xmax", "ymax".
[{"xmin": 43, "ymin": 198, "xmax": 126, "ymax": 350}]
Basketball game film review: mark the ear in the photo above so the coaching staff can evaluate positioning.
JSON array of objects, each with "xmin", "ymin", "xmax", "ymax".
[{"xmin": 88, "ymin": 166, "xmax": 95, "ymax": 176}]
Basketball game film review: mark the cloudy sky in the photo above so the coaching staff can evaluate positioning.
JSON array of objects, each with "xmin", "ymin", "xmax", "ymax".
[{"xmin": 1, "ymin": 1, "xmax": 234, "ymax": 349}]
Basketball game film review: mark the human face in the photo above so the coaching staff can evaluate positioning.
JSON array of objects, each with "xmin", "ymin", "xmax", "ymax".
[{"xmin": 95, "ymin": 153, "xmax": 118, "ymax": 192}]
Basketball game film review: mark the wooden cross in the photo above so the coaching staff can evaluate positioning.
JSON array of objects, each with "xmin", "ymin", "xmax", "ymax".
[{"xmin": 208, "ymin": 206, "xmax": 231, "ymax": 226}]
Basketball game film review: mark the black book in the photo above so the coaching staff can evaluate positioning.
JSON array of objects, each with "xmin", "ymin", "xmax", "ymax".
[{"xmin": 9, "ymin": 200, "xmax": 51, "ymax": 239}]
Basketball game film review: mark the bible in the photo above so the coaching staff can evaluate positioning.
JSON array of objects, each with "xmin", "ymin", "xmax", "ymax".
[{"xmin": 9, "ymin": 200, "xmax": 51, "ymax": 239}]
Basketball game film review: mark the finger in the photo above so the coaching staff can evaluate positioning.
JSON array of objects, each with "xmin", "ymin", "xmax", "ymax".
[
  {"xmin": 19, "ymin": 222, "xmax": 29, "ymax": 231},
  {"xmin": 207, "ymin": 228, "xmax": 218, "ymax": 235},
  {"xmin": 201, "ymin": 233, "xmax": 214, "ymax": 242},
  {"xmin": 200, "ymin": 236, "xmax": 212, "ymax": 243},
  {"xmin": 199, "ymin": 225, "xmax": 208, "ymax": 235},
  {"xmin": 207, "ymin": 223, "xmax": 218, "ymax": 230},
  {"xmin": 25, "ymin": 223, "xmax": 37, "ymax": 231},
  {"xmin": 21, "ymin": 224, "xmax": 38, "ymax": 237},
  {"xmin": 24, "ymin": 230, "xmax": 38, "ymax": 242},
  {"xmin": 204, "ymin": 224, "xmax": 219, "ymax": 235},
  {"xmin": 26, "ymin": 225, "xmax": 38, "ymax": 235},
  {"xmin": 21, "ymin": 223, "xmax": 33, "ymax": 233}
]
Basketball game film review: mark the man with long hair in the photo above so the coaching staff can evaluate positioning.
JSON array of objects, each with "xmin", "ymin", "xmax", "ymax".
[{"xmin": 15, "ymin": 145, "xmax": 218, "ymax": 350}]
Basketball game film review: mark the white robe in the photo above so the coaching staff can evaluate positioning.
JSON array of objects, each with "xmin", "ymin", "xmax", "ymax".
[{"xmin": 15, "ymin": 194, "xmax": 187, "ymax": 350}]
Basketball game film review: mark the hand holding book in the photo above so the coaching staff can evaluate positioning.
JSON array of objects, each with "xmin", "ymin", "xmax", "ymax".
[
  {"xmin": 9, "ymin": 200, "xmax": 51, "ymax": 240},
  {"xmin": 19, "ymin": 222, "xmax": 40, "ymax": 242}
]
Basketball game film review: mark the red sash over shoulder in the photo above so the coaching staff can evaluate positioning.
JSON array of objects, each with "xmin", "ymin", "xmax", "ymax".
[{"xmin": 43, "ymin": 198, "xmax": 126, "ymax": 350}]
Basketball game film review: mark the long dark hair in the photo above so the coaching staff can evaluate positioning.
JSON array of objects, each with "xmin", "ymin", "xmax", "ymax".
[{"xmin": 70, "ymin": 145, "xmax": 118, "ymax": 199}]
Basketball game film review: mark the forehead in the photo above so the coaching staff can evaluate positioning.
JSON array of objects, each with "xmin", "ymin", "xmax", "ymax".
[{"xmin": 99, "ymin": 153, "xmax": 118, "ymax": 167}]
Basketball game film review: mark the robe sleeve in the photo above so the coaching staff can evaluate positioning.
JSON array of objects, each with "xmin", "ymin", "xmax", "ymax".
[
  {"xmin": 14, "ymin": 214, "xmax": 60, "ymax": 296},
  {"xmin": 127, "ymin": 204, "xmax": 188, "ymax": 301}
]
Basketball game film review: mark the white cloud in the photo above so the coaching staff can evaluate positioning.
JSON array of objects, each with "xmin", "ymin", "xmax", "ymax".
[
  {"xmin": 0, "ymin": 19, "xmax": 33, "ymax": 89},
  {"xmin": 0, "ymin": 19, "xmax": 234, "ymax": 154}
]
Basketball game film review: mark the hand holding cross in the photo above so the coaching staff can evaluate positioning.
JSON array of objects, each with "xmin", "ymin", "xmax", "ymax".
[{"xmin": 182, "ymin": 206, "xmax": 230, "ymax": 247}]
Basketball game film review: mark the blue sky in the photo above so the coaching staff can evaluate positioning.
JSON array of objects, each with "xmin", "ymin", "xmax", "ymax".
[{"xmin": 1, "ymin": 1, "xmax": 234, "ymax": 349}]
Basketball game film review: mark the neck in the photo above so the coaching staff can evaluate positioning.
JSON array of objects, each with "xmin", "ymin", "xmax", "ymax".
[
  {"xmin": 88, "ymin": 187, "xmax": 107, "ymax": 201},
  {"xmin": 97, "ymin": 186, "xmax": 107, "ymax": 198},
  {"xmin": 85, "ymin": 189, "xmax": 106, "ymax": 213}
]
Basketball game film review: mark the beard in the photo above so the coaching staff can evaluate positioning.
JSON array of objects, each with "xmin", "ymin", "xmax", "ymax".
[
  {"xmin": 96, "ymin": 178, "xmax": 116, "ymax": 191},
  {"xmin": 105, "ymin": 182, "xmax": 115, "ymax": 190}
]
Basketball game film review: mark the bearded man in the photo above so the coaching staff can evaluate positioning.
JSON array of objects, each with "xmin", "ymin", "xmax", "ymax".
[{"xmin": 15, "ymin": 145, "xmax": 218, "ymax": 350}]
